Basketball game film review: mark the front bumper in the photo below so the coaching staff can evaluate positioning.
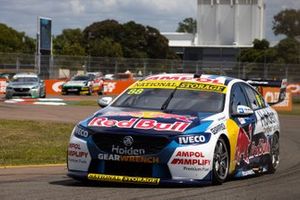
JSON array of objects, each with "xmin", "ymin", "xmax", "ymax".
[
  {"xmin": 67, "ymin": 132, "xmax": 214, "ymax": 186},
  {"xmin": 62, "ymin": 86, "xmax": 90, "ymax": 94},
  {"xmin": 67, "ymin": 170, "xmax": 212, "ymax": 186},
  {"xmin": 5, "ymin": 88, "xmax": 39, "ymax": 98}
]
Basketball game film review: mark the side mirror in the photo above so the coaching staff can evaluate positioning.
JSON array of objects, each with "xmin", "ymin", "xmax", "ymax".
[
  {"xmin": 232, "ymin": 105, "xmax": 254, "ymax": 117},
  {"xmin": 98, "ymin": 96, "xmax": 113, "ymax": 107}
]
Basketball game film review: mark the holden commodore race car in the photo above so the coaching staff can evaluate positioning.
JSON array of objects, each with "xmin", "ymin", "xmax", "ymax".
[
  {"xmin": 5, "ymin": 73, "xmax": 46, "ymax": 99},
  {"xmin": 67, "ymin": 73, "xmax": 285, "ymax": 185},
  {"xmin": 61, "ymin": 74, "xmax": 100, "ymax": 95}
]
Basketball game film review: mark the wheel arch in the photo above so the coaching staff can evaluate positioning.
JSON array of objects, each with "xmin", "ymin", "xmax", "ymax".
[{"xmin": 219, "ymin": 134, "xmax": 231, "ymax": 165}]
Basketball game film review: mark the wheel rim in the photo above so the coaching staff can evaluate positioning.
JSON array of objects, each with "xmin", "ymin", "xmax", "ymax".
[
  {"xmin": 271, "ymin": 135, "xmax": 280, "ymax": 169},
  {"xmin": 214, "ymin": 139, "xmax": 229, "ymax": 180}
]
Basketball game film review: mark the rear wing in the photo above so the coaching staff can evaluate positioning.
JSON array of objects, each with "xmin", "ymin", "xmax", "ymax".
[{"xmin": 246, "ymin": 79, "xmax": 288, "ymax": 106}]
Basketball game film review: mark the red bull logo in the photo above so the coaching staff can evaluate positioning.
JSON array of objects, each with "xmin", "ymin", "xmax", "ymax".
[
  {"xmin": 235, "ymin": 128, "xmax": 251, "ymax": 165},
  {"xmin": 88, "ymin": 117, "xmax": 191, "ymax": 133},
  {"xmin": 103, "ymin": 111, "xmax": 196, "ymax": 123}
]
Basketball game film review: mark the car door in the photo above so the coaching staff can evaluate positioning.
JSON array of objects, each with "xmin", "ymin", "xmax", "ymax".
[
  {"xmin": 229, "ymin": 83, "xmax": 256, "ymax": 169},
  {"xmin": 241, "ymin": 83, "xmax": 273, "ymax": 168}
]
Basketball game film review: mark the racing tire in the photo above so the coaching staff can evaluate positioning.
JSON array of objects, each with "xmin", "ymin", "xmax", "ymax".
[
  {"xmin": 212, "ymin": 138, "xmax": 229, "ymax": 185},
  {"xmin": 40, "ymin": 91, "xmax": 46, "ymax": 98},
  {"xmin": 268, "ymin": 133, "xmax": 280, "ymax": 174}
]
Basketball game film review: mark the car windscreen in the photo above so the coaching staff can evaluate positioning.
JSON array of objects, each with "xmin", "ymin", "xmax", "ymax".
[
  {"xmin": 11, "ymin": 77, "xmax": 38, "ymax": 82},
  {"xmin": 112, "ymin": 88, "xmax": 225, "ymax": 113},
  {"xmin": 72, "ymin": 76, "xmax": 89, "ymax": 81}
]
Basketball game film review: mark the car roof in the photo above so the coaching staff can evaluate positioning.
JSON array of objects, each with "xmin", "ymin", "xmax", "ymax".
[
  {"xmin": 13, "ymin": 73, "xmax": 38, "ymax": 78},
  {"xmin": 144, "ymin": 73, "xmax": 237, "ymax": 85}
]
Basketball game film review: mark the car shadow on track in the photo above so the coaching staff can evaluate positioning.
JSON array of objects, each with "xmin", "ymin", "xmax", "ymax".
[
  {"xmin": 49, "ymin": 178, "xmax": 209, "ymax": 189},
  {"xmin": 49, "ymin": 172, "xmax": 270, "ymax": 189}
]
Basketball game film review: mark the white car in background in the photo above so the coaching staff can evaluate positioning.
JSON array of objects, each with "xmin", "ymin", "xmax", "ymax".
[{"xmin": 5, "ymin": 73, "xmax": 46, "ymax": 99}]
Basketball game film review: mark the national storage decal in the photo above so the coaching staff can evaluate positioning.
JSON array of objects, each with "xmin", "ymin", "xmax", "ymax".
[
  {"xmin": 88, "ymin": 174, "xmax": 160, "ymax": 185},
  {"xmin": 130, "ymin": 80, "xmax": 227, "ymax": 94}
]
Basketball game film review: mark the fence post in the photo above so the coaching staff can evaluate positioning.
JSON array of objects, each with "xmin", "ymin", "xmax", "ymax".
[
  {"xmin": 264, "ymin": 63, "xmax": 268, "ymax": 79},
  {"xmin": 16, "ymin": 56, "xmax": 20, "ymax": 73},
  {"xmin": 285, "ymin": 64, "xmax": 289, "ymax": 81},
  {"xmin": 114, "ymin": 59, "xmax": 118, "ymax": 75},
  {"xmin": 242, "ymin": 63, "xmax": 246, "ymax": 79},
  {"xmin": 143, "ymin": 60, "xmax": 147, "ymax": 77}
]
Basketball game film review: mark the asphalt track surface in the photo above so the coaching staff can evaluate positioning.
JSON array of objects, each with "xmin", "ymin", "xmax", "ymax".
[{"xmin": 0, "ymin": 96, "xmax": 299, "ymax": 200}]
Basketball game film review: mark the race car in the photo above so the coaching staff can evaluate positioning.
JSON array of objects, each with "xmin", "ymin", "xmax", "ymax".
[
  {"xmin": 5, "ymin": 73, "xmax": 46, "ymax": 99},
  {"xmin": 61, "ymin": 75, "xmax": 96, "ymax": 95},
  {"xmin": 67, "ymin": 73, "xmax": 284, "ymax": 185}
]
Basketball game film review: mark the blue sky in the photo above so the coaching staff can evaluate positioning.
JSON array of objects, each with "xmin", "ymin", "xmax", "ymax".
[{"xmin": 0, "ymin": 0, "xmax": 299, "ymax": 42}]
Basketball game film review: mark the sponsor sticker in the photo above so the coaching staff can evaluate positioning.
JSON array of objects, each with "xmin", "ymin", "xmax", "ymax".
[
  {"xmin": 129, "ymin": 80, "xmax": 227, "ymax": 93},
  {"xmin": 145, "ymin": 75, "xmax": 226, "ymax": 84},
  {"xmin": 88, "ymin": 117, "xmax": 191, "ymax": 133},
  {"xmin": 170, "ymin": 151, "xmax": 211, "ymax": 166},
  {"xmin": 103, "ymin": 111, "xmax": 196, "ymax": 123},
  {"xmin": 74, "ymin": 126, "xmax": 89, "ymax": 138},
  {"xmin": 111, "ymin": 145, "xmax": 145, "ymax": 156},
  {"xmin": 177, "ymin": 134, "xmax": 211, "ymax": 145},
  {"xmin": 68, "ymin": 143, "xmax": 88, "ymax": 159},
  {"xmin": 88, "ymin": 174, "xmax": 160, "ymax": 185},
  {"xmin": 210, "ymin": 123, "xmax": 226, "ymax": 134},
  {"xmin": 98, "ymin": 153, "xmax": 159, "ymax": 164}
]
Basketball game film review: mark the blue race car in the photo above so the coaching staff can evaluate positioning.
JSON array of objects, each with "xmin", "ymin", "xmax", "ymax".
[{"xmin": 67, "ymin": 73, "xmax": 285, "ymax": 185}]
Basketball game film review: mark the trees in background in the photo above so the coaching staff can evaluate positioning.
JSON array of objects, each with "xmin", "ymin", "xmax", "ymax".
[
  {"xmin": 53, "ymin": 28, "xmax": 85, "ymax": 56},
  {"xmin": 176, "ymin": 17, "xmax": 197, "ymax": 33},
  {"xmin": 0, "ymin": 19, "xmax": 177, "ymax": 59},
  {"xmin": 83, "ymin": 20, "xmax": 177, "ymax": 59},
  {"xmin": 0, "ymin": 23, "xmax": 35, "ymax": 54},
  {"xmin": 239, "ymin": 9, "xmax": 300, "ymax": 64},
  {"xmin": 272, "ymin": 9, "xmax": 300, "ymax": 38}
]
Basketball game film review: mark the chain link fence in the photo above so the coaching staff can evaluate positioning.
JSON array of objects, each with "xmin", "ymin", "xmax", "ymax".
[{"xmin": 0, "ymin": 53, "xmax": 299, "ymax": 82}]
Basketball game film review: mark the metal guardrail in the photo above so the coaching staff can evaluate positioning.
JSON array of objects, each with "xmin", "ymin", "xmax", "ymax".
[{"xmin": 0, "ymin": 53, "xmax": 299, "ymax": 82}]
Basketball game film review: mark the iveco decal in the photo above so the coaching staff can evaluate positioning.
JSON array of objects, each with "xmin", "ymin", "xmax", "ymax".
[{"xmin": 177, "ymin": 133, "xmax": 211, "ymax": 145}]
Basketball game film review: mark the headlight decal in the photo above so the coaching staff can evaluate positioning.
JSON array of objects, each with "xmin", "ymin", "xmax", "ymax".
[{"xmin": 184, "ymin": 120, "xmax": 212, "ymax": 134}]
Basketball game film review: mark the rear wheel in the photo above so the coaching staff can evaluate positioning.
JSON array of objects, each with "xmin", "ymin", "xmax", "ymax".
[
  {"xmin": 268, "ymin": 134, "xmax": 280, "ymax": 173},
  {"xmin": 212, "ymin": 138, "xmax": 229, "ymax": 185}
]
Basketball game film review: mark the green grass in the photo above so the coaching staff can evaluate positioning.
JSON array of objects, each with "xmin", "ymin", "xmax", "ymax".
[{"xmin": 0, "ymin": 120, "xmax": 74, "ymax": 166}]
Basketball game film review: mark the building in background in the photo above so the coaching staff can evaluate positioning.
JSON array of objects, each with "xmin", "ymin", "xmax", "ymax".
[{"xmin": 163, "ymin": 0, "xmax": 265, "ymax": 62}]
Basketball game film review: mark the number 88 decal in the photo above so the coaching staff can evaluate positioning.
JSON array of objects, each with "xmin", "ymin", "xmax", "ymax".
[{"xmin": 127, "ymin": 88, "xmax": 144, "ymax": 95}]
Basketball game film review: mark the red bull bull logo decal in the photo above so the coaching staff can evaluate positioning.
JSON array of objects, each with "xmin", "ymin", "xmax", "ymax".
[
  {"xmin": 235, "ymin": 128, "xmax": 251, "ymax": 165},
  {"xmin": 235, "ymin": 125, "xmax": 271, "ymax": 166}
]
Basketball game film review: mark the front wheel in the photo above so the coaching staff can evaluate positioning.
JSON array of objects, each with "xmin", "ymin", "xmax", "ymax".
[
  {"xmin": 268, "ymin": 134, "xmax": 280, "ymax": 173},
  {"xmin": 212, "ymin": 138, "xmax": 229, "ymax": 185}
]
